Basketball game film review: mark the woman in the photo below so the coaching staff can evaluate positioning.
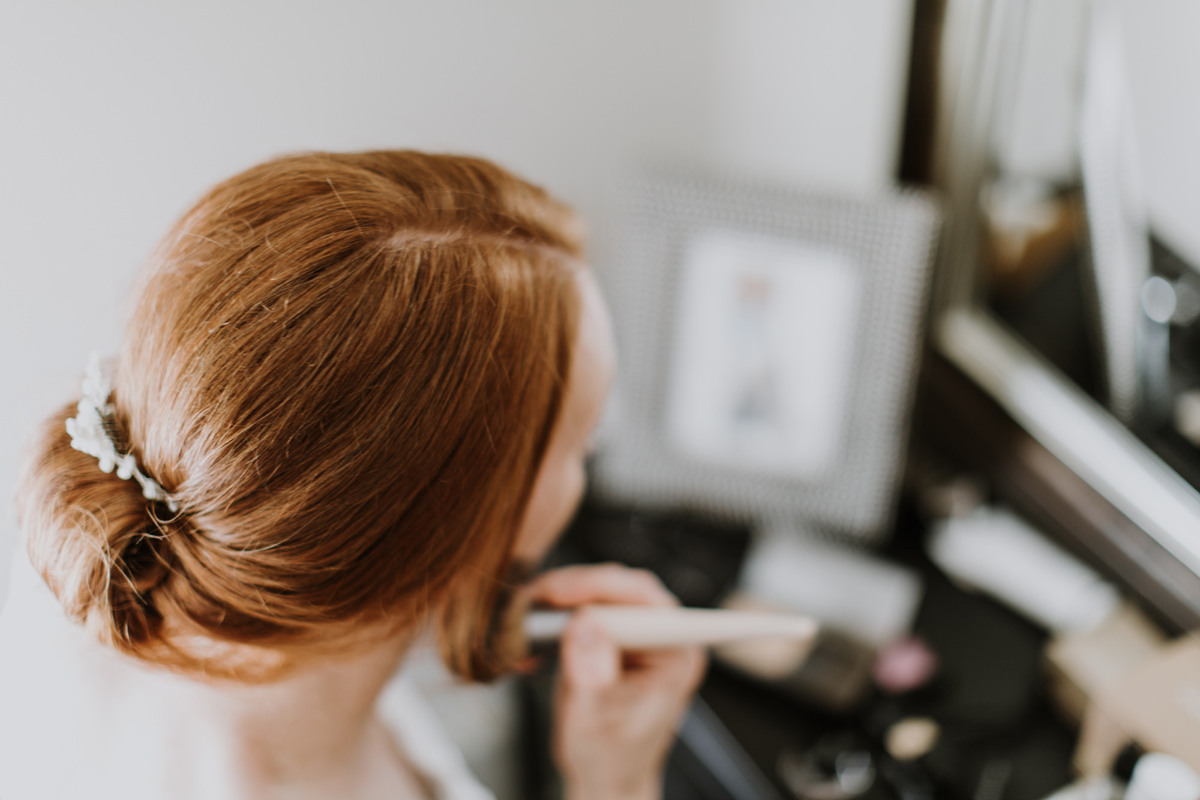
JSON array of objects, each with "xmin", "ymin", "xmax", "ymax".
[{"xmin": 0, "ymin": 151, "xmax": 705, "ymax": 799}]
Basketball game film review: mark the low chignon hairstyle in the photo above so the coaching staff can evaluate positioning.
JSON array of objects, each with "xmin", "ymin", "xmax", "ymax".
[{"xmin": 17, "ymin": 151, "xmax": 584, "ymax": 681}]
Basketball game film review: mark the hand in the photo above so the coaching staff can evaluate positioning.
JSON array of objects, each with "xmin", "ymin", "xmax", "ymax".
[{"xmin": 524, "ymin": 564, "xmax": 707, "ymax": 800}]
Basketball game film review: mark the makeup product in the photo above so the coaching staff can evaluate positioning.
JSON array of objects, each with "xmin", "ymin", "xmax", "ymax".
[
  {"xmin": 715, "ymin": 523, "xmax": 925, "ymax": 716},
  {"xmin": 928, "ymin": 506, "xmax": 1120, "ymax": 635},
  {"xmin": 739, "ymin": 529, "xmax": 923, "ymax": 648},
  {"xmin": 712, "ymin": 593, "xmax": 876, "ymax": 713},
  {"xmin": 873, "ymin": 637, "xmax": 939, "ymax": 695},
  {"xmin": 778, "ymin": 733, "xmax": 877, "ymax": 800},
  {"xmin": 884, "ymin": 717, "xmax": 940, "ymax": 762},
  {"xmin": 523, "ymin": 605, "xmax": 819, "ymax": 651}
]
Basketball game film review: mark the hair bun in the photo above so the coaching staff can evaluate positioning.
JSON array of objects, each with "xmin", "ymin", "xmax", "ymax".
[{"xmin": 20, "ymin": 404, "xmax": 176, "ymax": 649}]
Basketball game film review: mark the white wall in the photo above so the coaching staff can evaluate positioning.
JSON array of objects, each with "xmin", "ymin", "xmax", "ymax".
[
  {"xmin": 1121, "ymin": 0, "xmax": 1200, "ymax": 268},
  {"xmin": 711, "ymin": 0, "xmax": 913, "ymax": 191},
  {"xmin": 0, "ymin": 0, "xmax": 913, "ymax": 602}
]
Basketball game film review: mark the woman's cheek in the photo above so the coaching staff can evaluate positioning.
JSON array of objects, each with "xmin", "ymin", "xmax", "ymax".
[
  {"xmin": 558, "ymin": 458, "xmax": 587, "ymax": 531},
  {"xmin": 542, "ymin": 458, "xmax": 589, "ymax": 559}
]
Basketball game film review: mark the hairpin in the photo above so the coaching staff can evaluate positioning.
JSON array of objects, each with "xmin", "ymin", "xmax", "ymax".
[{"xmin": 65, "ymin": 353, "xmax": 178, "ymax": 512}]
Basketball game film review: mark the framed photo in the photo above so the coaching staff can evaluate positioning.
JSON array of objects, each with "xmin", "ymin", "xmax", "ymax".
[{"xmin": 591, "ymin": 169, "xmax": 940, "ymax": 542}]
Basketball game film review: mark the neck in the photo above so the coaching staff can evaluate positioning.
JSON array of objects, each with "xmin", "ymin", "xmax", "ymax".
[
  {"xmin": 1, "ymin": 550, "xmax": 425, "ymax": 798},
  {"xmin": 171, "ymin": 636, "xmax": 411, "ymax": 789}
]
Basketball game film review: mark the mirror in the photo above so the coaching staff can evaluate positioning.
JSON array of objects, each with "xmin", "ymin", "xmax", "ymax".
[{"xmin": 928, "ymin": 0, "xmax": 1200, "ymax": 611}]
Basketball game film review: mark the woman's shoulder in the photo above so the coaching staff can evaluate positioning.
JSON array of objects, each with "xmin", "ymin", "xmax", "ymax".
[{"xmin": 0, "ymin": 552, "xmax": 501, "ymax": 800}]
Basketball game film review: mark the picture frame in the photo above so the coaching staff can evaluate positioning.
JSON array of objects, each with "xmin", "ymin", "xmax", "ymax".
[{"xmin": 591, "ymin": 168, "xmax": 940, "ymax": 542}]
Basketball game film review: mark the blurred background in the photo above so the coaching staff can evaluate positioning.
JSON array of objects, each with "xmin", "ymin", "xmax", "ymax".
[{"xmin": 6, "ymin": 1, "xmax": 1200, "ymax": 798}]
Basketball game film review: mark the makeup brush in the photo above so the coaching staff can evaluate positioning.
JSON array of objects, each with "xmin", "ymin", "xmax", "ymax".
[{"xmin": 522, "ymin": 605, "xmax": 819, "ymax": 651}]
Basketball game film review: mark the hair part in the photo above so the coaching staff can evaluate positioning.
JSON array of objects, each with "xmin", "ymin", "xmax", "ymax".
[{"xmin": 18, "ymin": 151, "xmax": 584, "ymax": 681}]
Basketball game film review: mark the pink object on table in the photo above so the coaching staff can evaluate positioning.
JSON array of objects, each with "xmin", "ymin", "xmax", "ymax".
[{"xmin": 874, "ymin": 636, "xmax": 939, "ymax": 694}]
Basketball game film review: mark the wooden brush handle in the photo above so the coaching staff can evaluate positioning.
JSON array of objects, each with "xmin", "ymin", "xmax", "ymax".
[{"xmin": 524, "ymin": 605, "xmax": 818, "ymax": 649}]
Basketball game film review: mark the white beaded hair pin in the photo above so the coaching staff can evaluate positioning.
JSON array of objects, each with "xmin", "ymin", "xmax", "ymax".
[{"xmin": 65, "ymin": 353, "xmax": 179, "ymax": 513}]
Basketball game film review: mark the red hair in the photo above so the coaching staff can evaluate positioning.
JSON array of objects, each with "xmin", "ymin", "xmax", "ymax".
[{"xmin": 18, "ymin": 151, "xmax": 583, "ymax": 681}]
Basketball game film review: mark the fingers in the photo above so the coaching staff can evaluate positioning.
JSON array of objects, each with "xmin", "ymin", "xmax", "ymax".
[
  {"xmin": 554, "ymin": 606, "xmax": 707, "ymax": 800},
  {"xmin": 624, "ymin": 645, "xmax": 707, "ymax": 687},
  {"xmin": 524, "ymin": 563, "xmax": 677, "ymax": 609},
  {"xmin": 558, "ymin": 613, "xmax": 704, "ymax": 711},
  {"xmin": 627, "ymin": 642, "xmax": 702, "ymax": 667},
  {"xmin": 560, "ymin": 609, "xmax": 621, "ymax": 692},
  {"xmin": 561, "ymin": 610, "xmax": 705, "ymax": 711}
]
